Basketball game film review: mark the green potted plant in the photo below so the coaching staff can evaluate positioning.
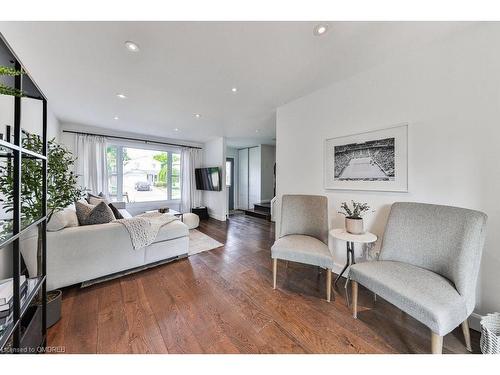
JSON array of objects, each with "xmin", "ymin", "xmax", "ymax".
[
  {"xmin": 0, "ymin": 64, "xmax": 25, "ymax": 97},
  {"xmin": 338, "ymin": 200, "xmax": 371, "ymax": 234},
  {"xmin": 0, "ymin": 133, "xmax": 83, "ymax": 327}
]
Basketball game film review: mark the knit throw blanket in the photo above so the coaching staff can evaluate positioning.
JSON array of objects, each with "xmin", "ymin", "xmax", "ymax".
[{"xmin": 116, "ymin": 212, "xmax": 179, "ymax": 250}]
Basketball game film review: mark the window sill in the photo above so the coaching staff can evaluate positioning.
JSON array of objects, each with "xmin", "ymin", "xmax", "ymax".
[{"xmin": 126, "ymin": 199, "xmax": 181, "ymax": 206}]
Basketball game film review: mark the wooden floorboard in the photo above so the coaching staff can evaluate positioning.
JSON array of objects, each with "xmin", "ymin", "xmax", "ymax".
[{"xmin": 48, "ymin": 213, "xmax": 480, "ymax": 354}]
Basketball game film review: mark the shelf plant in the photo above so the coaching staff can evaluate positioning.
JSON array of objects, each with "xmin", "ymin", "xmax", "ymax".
[{"xmin": 0, "ymin": 133, "xmax": 83, "ymax": 324}]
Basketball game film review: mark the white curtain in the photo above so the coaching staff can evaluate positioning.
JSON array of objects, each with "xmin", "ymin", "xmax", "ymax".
[
  {"xmin": 180, "ymin": 147, "xmax": 202, "ymax": 213},
  {"xmin": 74, "ymin": 134, "xmax": 109, "ymax": 196}
]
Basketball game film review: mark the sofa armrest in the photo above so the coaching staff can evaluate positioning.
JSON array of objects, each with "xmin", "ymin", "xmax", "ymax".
[{"xmin": 110, "ymin": 201, "xmax": 127, "ymax": 209}]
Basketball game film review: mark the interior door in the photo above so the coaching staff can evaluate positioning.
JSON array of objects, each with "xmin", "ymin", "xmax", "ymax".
[
  {"xmin": 248, "ymin": 146, "xmax": 261, "ymax": 208},
  {"xmin": 226, "ymin": 158, "xmax": 234, "ymax": 211},
  {"xmin": 238, "ymin": 148, "xmax": 249, "ymax": 209}
]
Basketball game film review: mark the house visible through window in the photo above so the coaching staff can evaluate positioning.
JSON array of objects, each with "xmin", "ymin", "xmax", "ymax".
[{"xmin": 106, "ymin": 145, "xmax": 181, "ymax": 202}]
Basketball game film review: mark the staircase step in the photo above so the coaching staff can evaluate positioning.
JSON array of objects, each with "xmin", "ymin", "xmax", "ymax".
[
  {"xmin": 244, "ymin": 209, "xmax": 271, "ymax": 220},
  {"xmin": 253, "ymin": 202, "xmax": 271, "ymax": 213}
]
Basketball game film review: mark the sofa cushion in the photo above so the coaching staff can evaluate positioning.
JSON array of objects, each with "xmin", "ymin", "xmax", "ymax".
[
  {"xmin": 75, "ymin": 201, "xmax": 115, "ymax": 226},
  {"xmin": 154, "ymin": 220, "xmax": 189, "ymax": 242},
  {"xmin": 118, "ymin": 209, "xmax": 132, "ymax": 219},
  {"xmin": 271, "ymin": 234, "xmax": 334, "ymax": 269},
  {"xmin": 349, "ymin": 260, "xmax": 468, "ymax": 336}
]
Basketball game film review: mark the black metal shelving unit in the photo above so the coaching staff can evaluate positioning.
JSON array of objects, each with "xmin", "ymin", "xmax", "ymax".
[{"xmin": 0, "ymin": 33, "xmax": 47, "ymax": 354}]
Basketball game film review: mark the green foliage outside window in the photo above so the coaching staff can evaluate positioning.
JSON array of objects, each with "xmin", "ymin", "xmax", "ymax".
[{"xmin": 153, "ymin": 152, "xmax": 169, "ymax": 185}]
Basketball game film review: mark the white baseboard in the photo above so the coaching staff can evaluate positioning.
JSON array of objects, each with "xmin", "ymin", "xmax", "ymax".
[
  {"xmin": 469, "ymin": 312, "xmax": 483, "ymax": 332},
  {"xmin": 209, "ymin": 213, "xmax": 227, "ymax": 221}
]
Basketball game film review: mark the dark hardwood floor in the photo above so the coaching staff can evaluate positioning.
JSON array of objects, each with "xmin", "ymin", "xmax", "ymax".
[{"xmin": 47, "ymin": 214, "xmax": 479, "ymax": 354}]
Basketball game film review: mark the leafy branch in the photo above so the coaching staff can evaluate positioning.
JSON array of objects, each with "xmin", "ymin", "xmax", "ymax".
[
  {"xmin": 0, "ymin": 65, "xmax": 23, "ymax": 76},
  {"xmin": 338, "ymin": 200, "xmax": 371, "ymax": 219},
  {"xmin": 0, "ymin": 134, "xmax": 84, "ymax": 267},
  {"xmin": 0, "ymin": 65, "xmax": 26, "ymax": 97}
]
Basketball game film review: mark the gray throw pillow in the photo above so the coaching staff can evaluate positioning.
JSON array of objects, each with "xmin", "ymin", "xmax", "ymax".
[
  {"xmin": 108, "ymin": 203, "xmax": 124, "ymax": 219},
  {"xmin": 75, "ymin": 201, "xmax": 115, "ymax": 225}
]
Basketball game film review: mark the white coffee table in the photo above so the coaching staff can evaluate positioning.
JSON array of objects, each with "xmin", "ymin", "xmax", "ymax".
[
  {"xmin": 145, "ymin": 209, "xmax": 183, "ymax": 220},
  {"xmin": 330, "ymin": 228, "xmax": 377, "ymax": 287}
]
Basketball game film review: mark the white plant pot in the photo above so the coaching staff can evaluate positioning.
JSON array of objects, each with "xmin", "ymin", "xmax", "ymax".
[{"xmin": 345, "ymin": 217, "xmax": 364, "ymax": 234}]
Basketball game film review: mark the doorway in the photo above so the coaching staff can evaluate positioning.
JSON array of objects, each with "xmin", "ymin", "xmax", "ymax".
[{"xmin": 226, "ymin": 158, "xmax": 235, "ymax": 211}]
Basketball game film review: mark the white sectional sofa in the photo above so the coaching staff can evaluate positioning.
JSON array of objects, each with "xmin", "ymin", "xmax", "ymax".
[{"xmin": 20, "ymin": 206, "xmax": 189, "ymax": 291}]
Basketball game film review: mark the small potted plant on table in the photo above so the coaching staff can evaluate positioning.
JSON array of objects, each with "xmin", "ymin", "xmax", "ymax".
[{"xmin": 338, "ymin": 201, "xmax": 371, "ymax": 234}]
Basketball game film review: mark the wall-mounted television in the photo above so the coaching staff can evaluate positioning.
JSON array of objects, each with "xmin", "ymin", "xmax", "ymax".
[{"xmin": 195, "ymin": 167, "xmax": 222, "ymax": 191}]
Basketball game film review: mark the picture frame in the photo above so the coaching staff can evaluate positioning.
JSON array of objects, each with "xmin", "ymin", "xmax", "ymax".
[{"xmin": 324, "ymin": 123, "xmax": 408, "ymax": 192}]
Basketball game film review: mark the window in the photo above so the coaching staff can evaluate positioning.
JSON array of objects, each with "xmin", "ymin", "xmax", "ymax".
[{"xmin": 106, "ymin": 145, "xmax": 181, "ymax": 202}]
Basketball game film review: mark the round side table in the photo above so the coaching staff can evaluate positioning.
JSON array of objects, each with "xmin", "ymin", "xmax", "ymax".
[{"xmin": 330, "ymin": 228, "xmax": 377, "ymax": 288}]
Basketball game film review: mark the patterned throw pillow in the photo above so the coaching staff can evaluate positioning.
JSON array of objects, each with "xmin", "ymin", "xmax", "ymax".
[
  {"xmin": 75, "ymin": 201, "xmax": 115, "ymax": 225},
  {"xmin": 85, "ymin": 192, "xmax": 105, "ymax": 204},
  {"xmin": 75, "ymin": 201, "xmax": 94, "ymax": 225},
  {"xmin": 89, "ymin": 196, "xmax": 109, "ymax": 206}
]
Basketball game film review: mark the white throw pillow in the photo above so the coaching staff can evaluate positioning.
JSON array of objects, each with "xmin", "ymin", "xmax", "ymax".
[
  {"xmin": 47, "ymin": 207, "xmax": 79, "ymax": 231},
  {"xmin": 47, "ymin": 210, "xmax": 66, "ymax": 231},
  {"xmin": 65, "ymin": 208, "xmax": 79, "ymax": 227}
]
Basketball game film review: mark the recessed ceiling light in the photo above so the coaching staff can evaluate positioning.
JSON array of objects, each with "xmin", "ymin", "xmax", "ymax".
[
  {"xmin": 255, "ymin": 129, "xmax": 260, "ymax": 133},
  {"xmin": 194, "ymin": 114, "xmax": 201, "ymax": 118},
  {"xmin": 116, "ymin": 93, "xmax": 127, "ymax": 99},
  {"xmin": 174, "ymin": 128, "xmax": 179, "ymax": 131},
  {"xmin": 231, "ymin": 87, "xmax": 238, "ymax": 93},
  {"xmin": 113, "ymin": 116, "xmax": 119, "ymax": 120},
  {"xmin": 313, "ymin": 24, "xmax": 329, "ymax": 36},
  {"xmin": 124, "ymin": 41, "xmax": 140, "ymax": 52}
]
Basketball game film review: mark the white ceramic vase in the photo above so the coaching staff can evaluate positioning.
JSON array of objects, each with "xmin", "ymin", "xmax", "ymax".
[{"xmin": 345, "ymin": 217, "xmax": 364, "ymax": 234}]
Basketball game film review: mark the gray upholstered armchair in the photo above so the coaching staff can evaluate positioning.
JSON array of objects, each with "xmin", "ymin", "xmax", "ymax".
[
  {"xmin": 349, "ymin": 202, "xmax": 487, "ymax": 354},
  {"xmin": 271, "ymin": 194, "xmax": 334, "ymax": 301}
]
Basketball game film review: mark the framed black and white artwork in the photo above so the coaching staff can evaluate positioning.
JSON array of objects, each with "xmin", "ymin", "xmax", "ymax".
[{"xmin": 324, "ymin": 124, "xmax": 408, "ymax": 192}]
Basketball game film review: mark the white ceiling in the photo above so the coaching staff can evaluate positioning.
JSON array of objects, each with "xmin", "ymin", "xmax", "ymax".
[{"xmin": 0, "ymin": 22, "xmax": 469, "ymax": 147}]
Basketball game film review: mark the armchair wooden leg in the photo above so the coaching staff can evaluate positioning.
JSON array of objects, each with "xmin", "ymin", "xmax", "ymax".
[
  {"xmin": 461, "ymin": 319, "xmax": 472, "ymax": 352},
  {"xmin": 273, "ymin": 258, "xmax": 277, "ymax": 289},
  {"xmin": 431, "ymin": 332, "xmax": 443, "ymax": 354},
  {"xmin": 352, "ymin": 281, "xmax": 358, "ymax": 318},
  {"xmin": 326, "ymin": 268, "xmax": 332, "ymax": 302}
]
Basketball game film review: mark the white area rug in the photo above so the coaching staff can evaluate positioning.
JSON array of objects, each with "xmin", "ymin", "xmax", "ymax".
[{"xmin": 188, "ymin": 229, "xmax": 224, "ymax": 255}]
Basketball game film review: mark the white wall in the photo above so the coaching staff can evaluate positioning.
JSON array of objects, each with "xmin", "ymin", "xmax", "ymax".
[
  {"xmin": 202, "ymin": 137, "xmax": 227, "ymax": 221},
  {"xmin": 276, "ymin": 23, "xmax": 500, "ymax": 329}
]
